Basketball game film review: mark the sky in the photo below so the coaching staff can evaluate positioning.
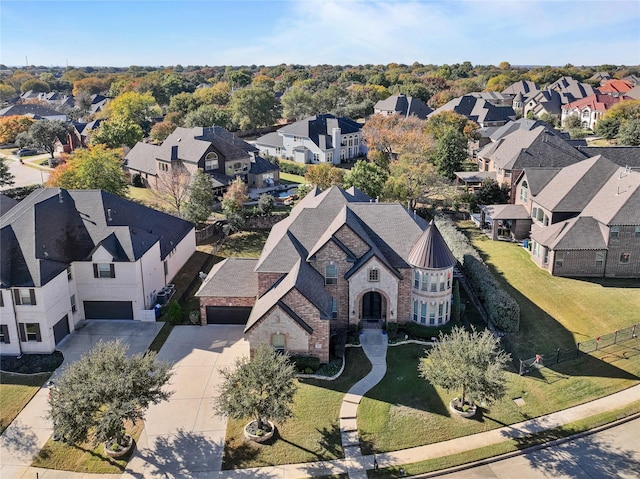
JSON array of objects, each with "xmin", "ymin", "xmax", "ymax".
[{"xmin": 1, "ymin": 0, "xmax": 639, "ymax": 68}]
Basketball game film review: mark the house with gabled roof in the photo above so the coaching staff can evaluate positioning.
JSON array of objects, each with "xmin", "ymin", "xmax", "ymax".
[
  {"xmin": 125, "ymin": 126, "xmax": 279, "ymax": 193},
  {"xmin": 512, "ymin": 156, "xmax": 640, "ymax": 277},
  {"xmin": 0, "ymin": 188, "xmax": 195, "ymax": 355},
  {"xmin": 475, "ymin": 124, "xmax": 587, "ymax": 196},
  {"xmin": 561, "ymin": 94, "xmax": 629, "ymax": 130},
  {"xmin": 196, "ymin": 186, "xmax": 456, "ymax": 362},
  {"xmin": 255, "ymin": 114, "xmax": 366, "ymax": 165},
  {"xmin": 524, "ymin": 77, "xmax": 596, "ymax": 119},
  {"xmin": 429, "ymin": 94, "xmax": 516, "ymax": 128},
  {"xmin": 374, "ymin": 94, "xmax": 433, "ymax": 119},
  {"xmin": 598, "ymin": 79, "xmax": 633, "ymax": 96},
  {"xmin": 0, "ymin": 103, "xmax": 66, "ymax": 121}
]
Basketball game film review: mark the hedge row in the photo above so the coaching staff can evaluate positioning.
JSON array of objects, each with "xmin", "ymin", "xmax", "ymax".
[
  {"xmin": 279, "ymin": 161, "xmax": 308, "ymax": 176},
  {"xmin": 434, "ymin": 216, "xmax": 520, "ymax": 333}
]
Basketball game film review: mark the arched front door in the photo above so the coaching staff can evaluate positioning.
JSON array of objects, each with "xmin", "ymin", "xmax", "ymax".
[{"xmin": 362, "ymin": 291, "xmax": 382, "ymax": 320}]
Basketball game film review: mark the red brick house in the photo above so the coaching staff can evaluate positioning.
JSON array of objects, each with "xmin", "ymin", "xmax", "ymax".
[{"xmin": 196, "ymin": 187, "xmax": 456, "ymax": 362}]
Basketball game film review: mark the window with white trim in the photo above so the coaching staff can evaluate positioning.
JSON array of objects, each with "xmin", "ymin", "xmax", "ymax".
[
  {"xmin": 420, "ymin": 302, "xmax": 427, "ymax": 324},
  {"xmin": 635, "ymin": 226, "xmax": 640, "ymax": 238},
  {"xmin": 70, "ymin": 294, "xmax": 76, "ymax": 313},
  {"xmin": 519, "ymin": 181, "xmax": 529, "ymax": 203},
  {"xmin": 272, "ymin": 333, "xmax": 285, "ymax": 352},
  {"xmin": 0, "ymin": 324, "xmax": 9, "ymax": 344},
  {"xmin": 13, "ymin": 288, "xmax": 36, "ymax": 306},
  {"xmin": 555, "ymin": 251, "xmax": 564, "ymax": 267},
  {"xmin": 204, "ymin": 152, "xmax": 219, "ymax": 171},
  {"xmin": 413, "ymin": 300, "xmax": 418, "ymax": 322},
  {"xmin": 610, "ymin": 226, "xmax": 619, "ymax": 238},
  {"xmin": 325, "ymin": 264, "xmax": 337, "ymax": 285},
  {"xmin": 67, "ymin": 266, "xmax": 72, "ymax": 281},
  {"xmin": 414, "ymin": 270, "xmax": 420, "ymax": 289},
  {"xmin": 93, "ymin": 263, "xmax": 115, "ymax": 278},
  {"xmin": 19, "ymin": 323, "xmax": 41, "ymax": 342},
  {"xmin": 595, "ymin": 251, "xmax": 604, "ymax": 267},
  {"xmin": 331, "ymin": 297, "xmax": 338, "ymax": 319}
]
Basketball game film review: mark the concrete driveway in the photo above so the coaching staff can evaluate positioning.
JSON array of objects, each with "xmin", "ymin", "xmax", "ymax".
[
  {"xmin": 123, "ymin": 324, "xmax": 249, "ymax": 479},
  {"xmin": 0, "ymin": 320, "xmax": 163, "ymax": 479}
]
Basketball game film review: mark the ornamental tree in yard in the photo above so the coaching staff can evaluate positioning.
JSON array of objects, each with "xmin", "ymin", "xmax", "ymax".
[
  {"xmin": 419, "ymin": 326, "xmax": 510, "ymax": 407},
  {"xmin": 48, "ymin": 340, "xmax": 172, "ymax": 447},
  {"xmin": 213, "ymin": 343, "xmax": 297, "ymax": 432},
  {"xmin": 0, "ymin": 157, "xmax": 15, "ymax": 187},
  {"xmin": 183, "ymin": 168, "xmax": 215, "ymax": 227},
  {"xmin": 17, "ymin": 119, "xmax": 73, "ymax": 160}
]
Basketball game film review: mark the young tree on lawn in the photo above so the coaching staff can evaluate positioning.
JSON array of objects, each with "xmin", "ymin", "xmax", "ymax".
[
  {"xmin": 48, "ymin": 340, "xmax": 172, "ymax": 447},
  {"xmin": 343, "ymin": 159, "xmax": 388, "ymax": 199},
  {"xmin": 0, "ymin": 157, "xmax": 15, "ymax": 187},
  {"xmin": 46, "ymin": 145, "xmax": 128, "ymax": 197},
  {"xmin": 213, "ymin": 343, "xmax": 297, "ymax": 433},
  {"xmin": 183, "ymin": 168, "xmax": 215, "ymax": 227},
  {"xmin": 18, "ymin": 119, "xmax": 73, "ymax": 160},
  {"xmin": 419, "ymin": 326, "xmax": 510, "ymax": 407},
  {"xmin": 257, "ymin": 192, "xmax": 275, "ymax": 215},
  {"xmin": 221, "ymin": 177, "xmax": 248, "ymax": 232},
  {"xmin": 151, "ymin": 166, "xmax": 192, "ymax": 216},
  {"xmin": 304, "ymin": 163, "xmax": 345, "ymax": 190}
]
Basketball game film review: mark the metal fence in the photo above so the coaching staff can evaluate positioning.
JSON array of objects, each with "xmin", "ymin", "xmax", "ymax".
[{"xmin": 516, "ymin": 324, "xmax": 638, "ymax": 376}]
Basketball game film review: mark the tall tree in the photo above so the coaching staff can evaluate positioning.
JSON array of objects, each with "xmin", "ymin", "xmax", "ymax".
[
  {"xmin": 221, "ymin": 177, "xmax": 248, "ymax": 231},
  {"xmin": 431, "ymin": 127, "xmax": 468, "ymax": 179},
  {"xmin": 102, "ymin": 91, "xmax": 161, "ymax": 134},
  {"xmin": 419, "ymin": 326, "xmax": 510, "ymax": 407},
  {"xmin": 475, "ymin": 178, "xmax": 511, "ymax": 205},
  {"xmin": 183, "ymin": 169, "xmax": 215, "ymax": 227},
  {"xmin": 213, "ymin": 343, "xmax": 297, "ymax": 432},
  {"xmin": 0, "ymin": 157, "xmax": 15, "ymax": 188},
  {"xmin": 384, "ymin": 155, "xmax": 445, "ymax": 208},
  {"xmin": 230, "ymin": 87, "xmax": 279, "ymax": 130},
  {"xmin": 0, "ymin": 116, "xmax": 35, "ymax": 144},
  {"xmin": 151, "ymin": 165, "xmax": 192, "ymax": 216},
  {"xmin": 46, "ymin": 145, "xmax": 128, "ymax": 196},
  {"xmin": 342, "ymin": 160, "xmax": 388, "ymax": 199},
  {"xmin": 17, "ymin": 120, "xmax": 73, "ymax": 160},
  {"xmin": 305, "ymin": 163, "xmax": 345, "ymax": 190},
  {"xmin": 49, "ymin": 340, "xmax": 172, "ymax": 447},
  {"xmin": 184, "ymin": 105, "xmax": 231, "ymax": 129},
  {"xmin": 281, "ymin": 86, "xmax": 317, "ymax": 121},
  {"xmin": 90, "ymin": 116, "xmax": 143, "ymax": 149},
  {"xmin": 362, "ymin": 114, "xmax": 433, "ymax": 167},
  {"xmin": 617, "ymin": 118, "xmax": 640, "ymax": 146},
  {"xmin": 425, "ymin": 111, "xmax": 479, "ymax": 140}
]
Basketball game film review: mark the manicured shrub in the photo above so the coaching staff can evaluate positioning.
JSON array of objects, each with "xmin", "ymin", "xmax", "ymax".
[{"xmin": 290, "ymin": 355, "xmax": 321, "ymax": 373}]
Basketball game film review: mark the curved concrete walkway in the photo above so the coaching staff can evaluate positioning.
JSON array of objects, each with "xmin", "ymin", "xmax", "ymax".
[{"xmin": 339, "ymin": 328, "xmax": 388, "ymax": 479}]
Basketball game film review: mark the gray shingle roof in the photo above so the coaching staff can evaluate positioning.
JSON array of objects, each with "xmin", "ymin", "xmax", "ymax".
[
  {"xmin": 478, "ymin": 125, "xmax": 586, "ymax": 171},
  {"xmin": 502, "ymin": 80, "xmax": 540, "ymax": 96},
  {"xmin": 374, "ymin": 94, "xmax": 432, "ymax": 119},
  {"xmin": 279, "ymin": 114, "xmax": 362, "ymax": 148},
  {"xmin": 580, "ymin": 168, "xmax": 640, "ymax": 225},
  {"xmin": 407, "ymin": 221, "xmax": 457, "ymax": 269},
  {"xmin": 0, "ymin": 194, "xmax": 19, "ymax": 216},
  {"xmin": 531, "ymin": 216, "xmax": 607, "ymax": 250},
  {"xmin": 196, "ymin": 258, "xmax": 258, "ymax": 298},
  {"xmin": 574, "ymin": 147, "xmax": 640, "ymax": 168},
  {"xmin": 533, "ymin": 156, "xmax": 620, "ymax": 213},
  {"xmin": 254, "ymin": 131, "xmax": 284, "ymax": 148},
  {"xmin": 0, "ymin": 104, "xmax": 65, "ymax": 118},
  {"xmin": 429, "ymin": 95, "xmax": 515, "ymax": 125},
  {"xmin": 125, "ymin": 142, "xmax": 161, "ymax": 175},
  {"xmin": 0, "ymin": 188, "xmax": 194, "ymax": 288},
  {"xmin": 518, "ymin": 167, "xmax": 562, "ymax": 196},
  {"xmin": 480, "ymin": 204, "xmax": 531, "ymax": 220}
]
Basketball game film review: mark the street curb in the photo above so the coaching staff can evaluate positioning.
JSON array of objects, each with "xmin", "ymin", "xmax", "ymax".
[{"xmin": 404, "ymin": 411, "xmax": 640, "ymax": 478}]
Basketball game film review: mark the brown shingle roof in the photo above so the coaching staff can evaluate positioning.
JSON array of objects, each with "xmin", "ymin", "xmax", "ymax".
[{"xmin": 407, "ymin": 221, "xmax": 457, "ymax": 269}]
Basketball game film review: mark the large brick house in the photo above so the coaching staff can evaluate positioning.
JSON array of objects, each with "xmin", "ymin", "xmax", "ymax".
[
  {"xmin": 0, "ymin": 189, "xmax": 195, "ymax": 355},
  {"xmin": 513, "ymin": 156, "xmax": 640, "ymax": 277},
  {"xmin": 196, "ymin": 187, "xmax": 456, "ymax": 362}
]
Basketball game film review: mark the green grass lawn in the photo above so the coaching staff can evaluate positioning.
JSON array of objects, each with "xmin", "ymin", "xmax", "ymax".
[
  {"xmin": 358, "ymin": 341, "xmax": 640, "ymax": 454},
  {"xmin": 32, "ymin": 420, "xmax": 144, "ymax": 473},
  {"xmin": 222, "ymin": 347, "xmax": 372, "ymax": 469},
  {"xmin": 216, "ymin": 230, "xmax": 270, "ymax": 258},
  {"xmin": 0, "ymin": 372, "xmax": 51, "ymax": 434},
  {"xmin": 457, "ymin": 221, "xmax": 640, "ymax": 357},
  {"xmin": 280, "ymin": 172, "xmax": 306, "ymax": 184}
]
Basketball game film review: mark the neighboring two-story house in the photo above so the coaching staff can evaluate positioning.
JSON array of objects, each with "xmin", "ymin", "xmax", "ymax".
[
  {"xmin": 254, "ymin": 114, "xmax": 366, "ymax": 164},
  {"xmin": 561, "ymin": 94, "xmax": 628, "ymax": 130},
  {"xmin": 374, "ymin": 94, "xmax": 432, "ymax": 119},
  {"xmin": 512, "ymin": 156, "xmax": 640, "ymax": 277},
  {"xmin": 428, "ymin": 94, "xmax": 516, "ymax": 128},
  {"xmin": 0, "ymin": 188, "xmax": 195, "ymax": 355},
  {"xmin": 196, "ymin": 187, "xmax": 456, "ymax": 362},
  {"xmin": 125, "ymin": 126, "xmax": 280, "ymax": 193}
]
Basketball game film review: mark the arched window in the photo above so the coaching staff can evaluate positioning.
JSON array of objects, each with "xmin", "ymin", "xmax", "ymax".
[
  {"xmin": 519, "ymin": 180, "xmax": 529, "ymax": 203},
  {"xmin": 205, "ymin": 152, "xmax": 218, "ymax": 171}
]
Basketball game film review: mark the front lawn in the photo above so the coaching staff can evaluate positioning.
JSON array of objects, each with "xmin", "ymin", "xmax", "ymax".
[
  {"xmin": 457, "ymin": 221, "xmax": 640, "ymax": 357},
  {"xmin": 358, "ymin": 341, "xmax": 640, "ymax": 454},
  {"xmin": 0, "ymin": 372, "xmax": 51, "ymax": 434},
  {"xmin": 32, "ymin": 420, "xmax": 144, "ymax": 473},
  {"xmin": 222, "ymin": 347, "xmax": 372, "ymax": 469}
]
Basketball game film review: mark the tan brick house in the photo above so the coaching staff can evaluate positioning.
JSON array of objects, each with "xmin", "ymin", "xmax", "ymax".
[{"xmin": 196, "ymin": 187, "xmax": 457, "ymax": 362}]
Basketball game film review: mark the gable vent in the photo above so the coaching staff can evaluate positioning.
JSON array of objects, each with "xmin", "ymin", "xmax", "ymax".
[{"xmin": 107, "ymin": 208, "xmax": 113, "ymax": 221}]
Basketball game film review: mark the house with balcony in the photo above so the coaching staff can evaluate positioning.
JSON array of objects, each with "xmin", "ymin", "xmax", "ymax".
[
  {"xmin": 0, "ymin": 188, "xmax": 195, "ymax": 355},
  {"xmin": 254, "ymin": 114, "xmax": 366, "ymax": 164},
  {"xmin": 561, "ymin": 94, "xmax": 628, "ymax": 130},
  {"xmin": 196, "ymin": 187, "xmax": 456, "ymax": 362},
  {"xmin": 374, "ymin": 94, "xmax": 432, "ymax": 119}
]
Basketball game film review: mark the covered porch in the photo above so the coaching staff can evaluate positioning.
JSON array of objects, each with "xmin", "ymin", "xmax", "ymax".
[{"xmin": 478, "ymin": 204, "xmax": 532, "ymax": 241}]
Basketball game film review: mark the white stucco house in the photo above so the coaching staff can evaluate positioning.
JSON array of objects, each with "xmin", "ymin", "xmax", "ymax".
[
  {"xmin": 254, "ymin": 114, "xmax": 367, "ymax": 164},
  {"xmin": 0, "ymin": 188, "xmax": 195, "ymax": 355}
]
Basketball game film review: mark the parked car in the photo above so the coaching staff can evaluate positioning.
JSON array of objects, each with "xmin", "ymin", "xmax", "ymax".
[{"xmin": 16, "ymin": 148, "xmax": 38, "ymax": 157}]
